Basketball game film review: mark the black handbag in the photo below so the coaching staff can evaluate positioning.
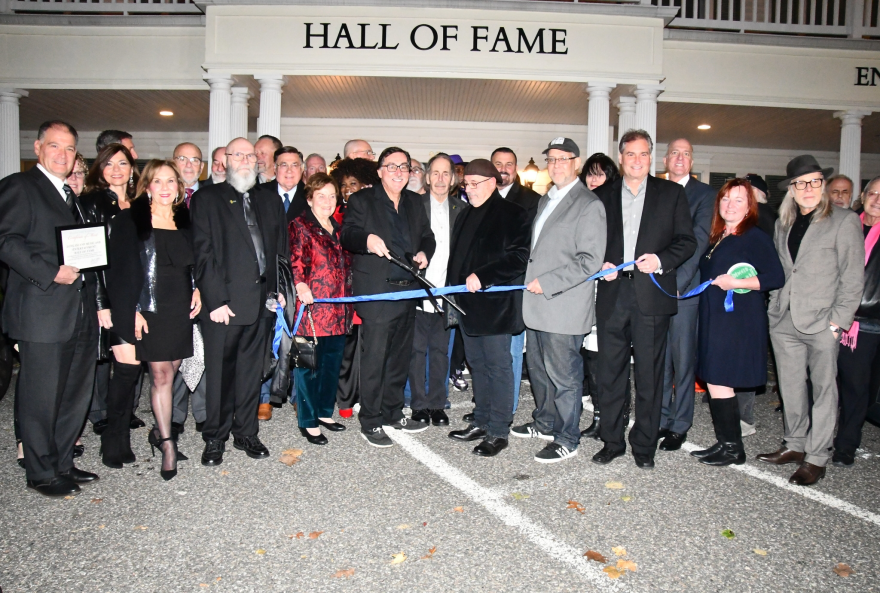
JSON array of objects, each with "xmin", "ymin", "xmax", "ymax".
[{"xmin": 291, "ymin": 306, "xmax": 319, "ymax": 370}]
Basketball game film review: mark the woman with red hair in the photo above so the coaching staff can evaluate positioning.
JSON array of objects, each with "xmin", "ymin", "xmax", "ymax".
[{"xmin": 691, "ymin": 178, "xmax": 785, "ymax": 466}]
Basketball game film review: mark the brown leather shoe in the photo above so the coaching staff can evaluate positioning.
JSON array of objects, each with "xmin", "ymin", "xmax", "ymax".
[
  {"xmin": 257, "ymin": 403, "xmax": 273, "ymax": 421},
  {"xmin": 789, "ymin": 462, "xmax": 826, "ymax": 486},
  {"xmin": 756, "ymin": 447, "xmax": 805, "ymax": 465}
]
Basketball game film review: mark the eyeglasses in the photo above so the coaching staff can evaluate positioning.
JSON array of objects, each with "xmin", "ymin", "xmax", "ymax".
[
  {"xmin": 382, "ymin": 163, "xmax": 411, "ymax": 173},
  {"xmin": 865, "ymin": 190, "xmax": 880, "ymax": 200},
  {"xmin": 790, "ymin": 178, "xmax": 823, "ymax": 190},
  {"xmin": 353, "ymin": 150, "xmax": 376, "ymax": 158},
  {"xmin": 174, "ymin": 156, "xmax": 202, "ymax": 166},
  {"xmin": 67, "ymin": 171, "xmax": 85, "ymax": 179},
  {"xmin": 411, "ymin": 167, "xmax": 424, "ymax": 174},
  {"xmin": 464, "ymin": 178, "xmax": 492, "ymax": 190},
  {"xmin": 227, "ymin": 152, "xmax": 258, "ymax": 162},
  {"xmin": 276, "ymin": 162, "xmax": 302, "ymax": 171},
  {"xmin": 545, "ymin": 156, "xmax": 576, "ymax": 165}
]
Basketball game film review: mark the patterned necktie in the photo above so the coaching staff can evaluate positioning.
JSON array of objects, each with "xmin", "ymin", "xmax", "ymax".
[
  {"xmin": 185, "ymin": 187, "xmax": 194, "ymax": 208},
  {"xmin": 283, "ymin": 192, "xmax": 290, "ymax": 213},
  {"xmin": 63, "ymin": 184, "xmax": 81, "ymax": 222}
]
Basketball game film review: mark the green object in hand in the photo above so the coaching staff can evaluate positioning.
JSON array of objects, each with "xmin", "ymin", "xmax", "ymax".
[{"xmin": 727, "ymin": 263, "xmax": 758, "ymax": 294}]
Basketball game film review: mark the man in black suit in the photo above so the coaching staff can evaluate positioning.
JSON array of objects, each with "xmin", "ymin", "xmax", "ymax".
[
  {"xmin": 341, "ymin": 146, "xmax": 436, "ymax": 448},
  {"xmin": 447, "ymin": 159, "xmax": 531, "ymax": 457},
  {"xmin": 202, "ymin": 146, "xmax": 226, "ymax": 187},
  {"xmin": 592, "ymin": 129, "xmax": 697, "ymax": 469},
  {"xmin": 255, "ymin": 134, "xmax": 282, "ymax": 184},
  {"xmin": 0, "ymin": 120, "xmax": 100, "ymax": 496},
  {"xmin": 192, "ymin": 137, "xmax": 291, "ymax": 466},
  {"xmin": 657, "ymin": 139, "xmax": 714, "ymax": 451}
]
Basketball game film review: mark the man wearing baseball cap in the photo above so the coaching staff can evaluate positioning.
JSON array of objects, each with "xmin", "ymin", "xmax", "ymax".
[{"xmin": 447, "ymin": 159, "xmax": 530, "ymax": 457}]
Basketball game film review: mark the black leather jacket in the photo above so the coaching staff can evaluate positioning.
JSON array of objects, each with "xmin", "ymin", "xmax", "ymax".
[
  {"xmin": 856, "ymin": 236, "xmax": 880, "ymax": 321},
  {"xmin": 79, "ymin": 188, "xmax": 123, "ymax": 311}
]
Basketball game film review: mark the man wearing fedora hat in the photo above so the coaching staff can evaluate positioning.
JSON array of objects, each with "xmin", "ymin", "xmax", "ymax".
[{"xmin": 758, "ymin": 154, "xmax": 864, "ymax": 485}]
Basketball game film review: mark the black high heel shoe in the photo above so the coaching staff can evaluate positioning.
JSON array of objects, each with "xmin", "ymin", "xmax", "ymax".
[
  {"xmin": 299, "ymin": 427, "xmax": 328, "ymax": 445},
  {"xmin": 149, "ymin": 426, "xmax": 187, "ymax": 461},
  {"xmin": 318, "ymin": 419, "xmax": 346, "ymax": 432},
  {"xmin": 149, "ymin": 431, "xmax": 178, "ymax": 481}
]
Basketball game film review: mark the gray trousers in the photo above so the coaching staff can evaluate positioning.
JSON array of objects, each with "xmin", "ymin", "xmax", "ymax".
[
  {"xmin": 660, "ymin": 300, "xmax": 698, "ymax": 434},
  {"xmin": 172, "ymin": 371, "xmax": 206, "ymax": 425},
  {"xmin": 770, "ymin": 311, "xmax": 839, "ymax": 467},
  {"xmin": 526, "ymin": 330, "xmax": 585, "ymax": 451}
]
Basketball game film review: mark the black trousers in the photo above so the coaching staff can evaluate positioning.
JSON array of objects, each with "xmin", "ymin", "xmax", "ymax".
[
  {"xmin": 450, "ymin": 327, "xmax": 466, "ymax": 372},
  {"xmin": 835, "ymin": 330, "xmax": 880, "ymax": 454},
  {"xmin": 596, "ymin": 278, "xmax": 670, "ymax": 457},
  {"xmin": 409, "ymin": 310, "xmax": 451, "ymax": 410},
  {"xmin": 462, "ymin": 332, "xmax": 513, "ymax": 438},
  {"xmin": 336, "ymin": 325, "xmax": 360, "ymax": 410},
  {"xmin": 17, "ymin": 293, "xmax": 97, "ymax": 481},
  {"xmin": 358, "ymin": 309, "xmax": 415, "ymax": 431},
  {"xmin": 201, "ymin": 317, "xmax": 270, "ymax": 442}
]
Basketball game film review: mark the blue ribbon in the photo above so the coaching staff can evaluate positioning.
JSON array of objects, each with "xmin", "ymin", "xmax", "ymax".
[
  {"xmin": 649, "ymin": 274, "xmax": 733, "ymax": 312},
  {"xmin": 272, "ymin": 304, "xmax": 292, "ymax": 359}
]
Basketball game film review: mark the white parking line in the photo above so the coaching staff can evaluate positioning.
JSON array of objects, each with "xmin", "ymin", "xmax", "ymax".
[{"xmin": 386, "ymin": 430, "xmax": 622, "ymax": 591}]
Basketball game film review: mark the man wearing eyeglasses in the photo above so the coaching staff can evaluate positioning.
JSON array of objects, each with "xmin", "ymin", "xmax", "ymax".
[
  {"xmin": 191, "ymin": 137, "xmax": 291, "ymax": 466},
  {"xmin": 255, "ymin": 135, "xmax": 282, "ymax": 184},
  {"xmin": 407, "ymin": 159, "xmax": 427, "ymax": 195},
  {"xmin": 344, "ymin": 139, "xmax": 376, "ymax": 161},
  {"xmin": 341, "ymin": 146, "xmax": 436, "ymax": 448},
  {"xmin": 172, "ymin": 143, "xmax": 205, "ymax": 207}
]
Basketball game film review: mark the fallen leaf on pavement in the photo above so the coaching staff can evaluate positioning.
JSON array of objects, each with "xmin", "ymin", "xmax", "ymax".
[
  {"xmin": 421, "ymin": 546, "xmax": 437, "ymax": 559},
  {"xmin": 453, "ymin": 506, "xmax": 464, "ymax": 513},
  {"xmin": 220, "ymin": 471, "xmax": 229, "ymax": 476},
  {"xmin": 612, "ymin": 546, "xmax": 627, "ymax": 556},
  {"xmin": 308, "ymin": 531, "xmax": 323, "ymax": 539},
  {"xmin": 833, "ymin": 563, "xmax": 854, "ymax": 577},
  {"xmin": 567, "ymin": 500, "xmax": 586, "ymax": 514},
  {"xmin": 98, "ymin": 525, "xmax": 105, "ymax": 529},
  {"xmin": 603, "ymin": 566, "xmax": 623, "ymax": 579},
  {"xmin": 291, "ymin": 532, "xmax": 304, "ymax": 539},
  {"xmin": 422, "ymin": 522, "xmax": 428, "ymax": 527},
  {"xmin": 283, "ymin": 448, "xmax": 304, "ymax": 456},
  {"xmin": 511, "ymin": 492, "xmax": 530, "ymax": 500},
  {"xmin": 620, "ymin": 496, "xmax": 632, "ymax": 502},
  {"xmin": 91, "ymin": 498, "xmax": 103, "ymax": 504},
  {"xmin": 64, "ymin": 496, "xmax": 75, "ymax": 500},
  {"xmin": 199, "ymin": 584, "xmax": 208, "ymax": 588},
  {"xmin": 255, "ymin": 549, "xmax": 266, "ymax": 555},
  {"xmin": 617, "ymin": 559, "xmax": 637, "ymax": 572},
  {"xmin": 753, "ymin": 549, "xmax": 768, "ymax": 556},
  {"xmin": 390, "ymin": 552, "xmax": 407, "ymax": 564},
  {"xmin": 279, "ymin": 449, "xmax": 304, "ymax": 467},
  {"xmin": 397, "ymin": 524, "xmax": 411, "ymax": 530},
  {"xmin": 605, "ymin": 481, "xmax": 624, "ymax": 490},
  {"xmin": 332, "ymin": 568, "xmax": 355, "ymax": 579},
  {"xmin": 584, "ymin": 550, "xmax": 607, "ymax": 563},
  {"xmin": 134, "ymin": 525, "xmax": 148, "ymax": 530},
  {"xmin": 721, "ymin": 529, "xmax": 735, "ymax": 539}
]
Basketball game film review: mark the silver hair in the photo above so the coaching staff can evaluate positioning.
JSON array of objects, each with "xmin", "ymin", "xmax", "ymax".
[{"xmin": 778, "ymin": 176, "xmax": 833, "ymax": 228}]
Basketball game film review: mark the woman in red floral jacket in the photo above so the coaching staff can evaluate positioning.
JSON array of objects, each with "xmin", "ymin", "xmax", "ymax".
[{"xmin": 290, "ymin": 173, "xmax": 353, "ymax": 445}]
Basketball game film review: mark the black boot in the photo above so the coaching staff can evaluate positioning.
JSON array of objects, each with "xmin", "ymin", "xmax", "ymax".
[
  {"xmin": 580, "ymin": 410, "xmax": 601, "ymax": 439},
  {"xmin": 700, "ymin": 396, "xmax": 745, "ymax": 466},
  {"xmin": 690, "ymin": 396, "xmax": 725, "ymax": 459},
  {"xmin": 101, "ymin": 362, "xmax": 141, "ymax": 469}
]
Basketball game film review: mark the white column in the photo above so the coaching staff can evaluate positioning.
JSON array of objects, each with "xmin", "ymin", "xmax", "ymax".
[
  {"xmin": 205, "ymin": 74, "xmax": 233, "ymax": 156},
  {"xmin": 0, "ymin": 90, "xmax": 27, "ymax": 180},
  {"xmin": 585, "ymin": 83, "xmax": 616, "ymax": 159},
  {"xmin": 635, "ymin": 84, "xmax": 664, "ymax": 174},
  {"xmin": 834, "ymin": 109, "xmax": 871, "ymax": 188},
  {"xmin": 614, "ymin": 96, "xmax": 637, "ymax": 159},
  {"xmin": 255, "ymin": 74, "xmax": 285, "ymax": 140},
  {"xmin": 230, "ymin": 86, "xmax": 251, "ymax": 141}
]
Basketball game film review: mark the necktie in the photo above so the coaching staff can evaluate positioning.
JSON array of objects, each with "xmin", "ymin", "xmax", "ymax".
[
  {"xmin": 63, "ymin": 184, "xmax": 81, "ymax": 222},
  {"xmin": 242, "ymin": 192, "xmax": 267, "ymax": 276},
  {"xmin": 283, "ymin": 192, "xmax": 290, "ymax": 213},
  {"xmin": 185, "ymin": 187, "xmax": 194, "ymax": 208}
]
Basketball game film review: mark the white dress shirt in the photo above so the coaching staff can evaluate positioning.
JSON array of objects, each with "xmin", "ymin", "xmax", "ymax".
[
  {"xmin": 498, "ymin": 183, "xmax": 514, "ymax": 199},
  {"xmin": 422, "ymin": 194, "xmax": 450, "ymax": 310},
  {"xmin": 37, "ymin": 164, "xmax": 67, "ymax": 202},
  {"xmin": 532, "ymin": 178, "xmax": 577, "ymax": 248}
]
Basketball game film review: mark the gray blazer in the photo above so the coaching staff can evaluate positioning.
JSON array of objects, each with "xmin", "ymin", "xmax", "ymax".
[
  {"xmin": 522, "ymin": 180, "xmax": 607, "ymax": 335},
  {"xmin": 768, "ymin": 205, "xmax": 864, "ymax": 334}
]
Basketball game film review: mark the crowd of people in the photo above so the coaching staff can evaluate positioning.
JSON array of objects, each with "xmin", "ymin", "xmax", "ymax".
[{"xmin": 0, "ymin": 119, "xmax": 877, "ymax": 498}]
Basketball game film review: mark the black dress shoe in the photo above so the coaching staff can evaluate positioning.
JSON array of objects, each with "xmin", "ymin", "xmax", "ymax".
[
  {"xmin": 59, "ymin": 467, "xmax": 99, "ymax": 483},
  {"xmin": 92, "ymin": 419, "xmax": 108, "ymax": 435},
  {"xmin": 73, "ymin": 444, "xmax": 85, "ymax": 458},
  {"xmin": 411, "ymin": 409, "xmax": 431, "ymax": 424},
  {"xmin": 633, "ymin": 453, "xmax": 655, "ymax": 469},
  {"xmin": 318, "ymin": 419, "xmax": 346, "ymax": 432},
  {"xmin": 473, "ymin": 437, "xmax": 508, "ymax": 457},
  {"xmin": 201, "ymin": 439, "xmax": 225, "ymax": 466},
  {"xmin": 659, "ymin": 432, "xmax": 687, "ymax": 451},
  {"xmin": 449, "ymin": 424, "xmax": 487, "ymax": 441},
  {"xmin": 195, "ymin": 422, "xmax": 205, "ymax": 433},
  {"xmin": 430, "ymin": 409, "xmax": 450, "ymax": 426},
  {"xmin": 17, "ymin": 458, "xmax": 25, "ymax": 469},
  {"xmin": 129, "ymin": 415, "xmax": 146, "ymax": 429},
  {"xmin": 657, "ymin": 428, "xmax": 671, "ymax": 440},
  {"xmin": 690, "ymin": 442, "xmax": 722, "ymax": 459},
  {"xmin": 832, "ymin": 450, "xmax": 855, "ymax": 467},
  {"xmin": 27, "ymin": 477, "xmax": 80, "ymax": 497},
  {"xmin": 300, "ymin": 427, "xmax": 329, "ymax": 445},
  {"xmin": 580, "ymin": 412, "xmax": 601, "ymax": 440},
  {"xmin": 462, "ymin": 412, "xmax": 474, "ymax": 423},
  {"xmin": 592, "ymin": 445, "xmax": 626, "ymax": 465},
  {"xmin": 699, "ymin": 442, "xmax": 745, "ymax": 466},
  {"xmin": 233, "ymin": 435, "xmax": 270, "ymax": 459}
]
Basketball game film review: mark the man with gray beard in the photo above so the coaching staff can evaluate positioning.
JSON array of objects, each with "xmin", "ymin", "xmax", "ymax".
[{"xmin": 191, "ymin": 137, "xmax": 291, "ymax": 466}]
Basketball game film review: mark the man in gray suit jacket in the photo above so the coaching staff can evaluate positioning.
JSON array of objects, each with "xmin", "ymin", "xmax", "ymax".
[
  {"xmin": 658, "ymin": 140, "xmax": 714, "ymax": 451},
  {"xmin": 758, "ymin": 155, "xmax": 864, "ymax": 486},
  {"xmin": 512, "ymin": 138, "xmax": 606, "ymax": 463}
]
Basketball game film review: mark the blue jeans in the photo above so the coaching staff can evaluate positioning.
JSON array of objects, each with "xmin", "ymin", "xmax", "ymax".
[
  {"xmin": 462, "ymin": 332, "xmax": 513, "ymax": 438},
  {"xmin": 511, "ymin": 331, "xmax": 525, "ymax": 413}
]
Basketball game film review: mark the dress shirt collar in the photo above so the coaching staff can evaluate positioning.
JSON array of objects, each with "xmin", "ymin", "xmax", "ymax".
[
  {"xmin": 673, "ymin": 175, "xmax": 690, "ymax": 188},
  {"xmin": 278, "ymin": 183, "xmax": 297, "ymax": 198},
  {"xmin": 547, "ymin": 178, "xmax": 578, "ymax": 201},
  {"xmin": 36, "ymin": 163, "xmax": 67, "ymax": 200},
  {"xmin": 623, "ymin": 177, "xmax": 647, "ymax": 199},
  {"xmin": 498, "ymin": 183, "xmax": 514, "ymax": 198}
]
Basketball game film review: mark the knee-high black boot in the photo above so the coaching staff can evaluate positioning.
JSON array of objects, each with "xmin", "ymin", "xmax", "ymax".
[
  {"xmin": 700, "ymin": 396, "xmax": 745, "ymax": 466},
  {"xmin": 102, "ymin": 362, "xmax": 141, "ymax": 468},
  {"xmin": 691, "ymin": 397, "xmax": 724, "ymax": 458}
]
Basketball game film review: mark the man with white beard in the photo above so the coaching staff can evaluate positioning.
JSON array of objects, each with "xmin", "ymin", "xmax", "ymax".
[
  {"xmin": 191, "ymin": 137, "xmax": 291, "ymax": 466},
  {"xmin": 407, "ymin": 158, "xmax": 427, "ymax": 194}
]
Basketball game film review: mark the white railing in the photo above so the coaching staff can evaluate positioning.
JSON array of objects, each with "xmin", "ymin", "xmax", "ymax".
[
  {"xmin": 6, "ymin": 0, "xmax": 200, "ymax": 14},
  {"xmin": 657, "ymin": 0, "xmax": 880, "ymax": 38}
]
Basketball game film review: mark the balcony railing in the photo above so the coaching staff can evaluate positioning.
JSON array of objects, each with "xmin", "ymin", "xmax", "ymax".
[
  {"xmin": 4, "ymin": 0, "xmax": 201, "ymax": 14},
  {"xmin": 655, "ymin": 0, "xmax": 880, "ymax": 38}
]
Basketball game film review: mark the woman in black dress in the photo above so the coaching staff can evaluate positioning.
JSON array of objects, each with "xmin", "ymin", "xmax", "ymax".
[
  {"xmin": 692, "ymin": 178, "xmax": 785, "ymax": 466},
  {"xmin": 106, "ymin": 160, "xmax": 201, "ymax": 480}
]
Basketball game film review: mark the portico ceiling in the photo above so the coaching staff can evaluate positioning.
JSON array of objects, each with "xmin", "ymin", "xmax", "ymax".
[{"xmin": 17, "ymin": 78, "xmax": 880, "ymax": 153}]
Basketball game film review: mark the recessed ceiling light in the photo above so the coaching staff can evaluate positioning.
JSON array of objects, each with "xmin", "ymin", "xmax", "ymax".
[
  {"xmin": 697, "ymin": 124, "xmax": 711, "ymax": 130},
  {"xmin": 159, "ymin": 110, "xmax": 174, "ymax": 117}
]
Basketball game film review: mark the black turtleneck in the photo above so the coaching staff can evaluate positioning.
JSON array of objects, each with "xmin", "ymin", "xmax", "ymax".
[{"xmin": 788, "ymin": 209, "xmax": 814, "ymax": 262}]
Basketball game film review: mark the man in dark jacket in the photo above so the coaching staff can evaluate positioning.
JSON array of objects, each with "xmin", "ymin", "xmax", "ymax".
[
  {"xmin": 447, "ymin": 159, "xmax": 531, "ymax": 457},
  {"xmin": 341, "ymin": 147, "xmax": 436, "ymax": 448}
]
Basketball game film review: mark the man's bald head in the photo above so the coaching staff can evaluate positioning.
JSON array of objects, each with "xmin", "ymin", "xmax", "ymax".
[{"xmin": 344, "ymin": 139, "xmax": 375, "ymax": 160}]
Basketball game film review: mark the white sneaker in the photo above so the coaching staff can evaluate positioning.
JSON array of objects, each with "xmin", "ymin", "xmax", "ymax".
[
  {"xmin": 740, "ymin": 420, "xmax": 756, "ymax": 437},
  {"xmin": 353, "ymin": 403, "xmax": 361, "ymax": 414}
]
